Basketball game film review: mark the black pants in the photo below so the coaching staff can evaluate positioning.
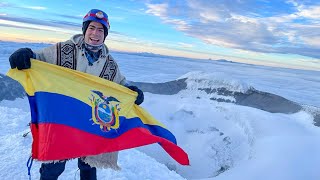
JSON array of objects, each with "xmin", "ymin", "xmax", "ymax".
[{"xmin": 39, "ymin": 158, "xmax": 97, "ymax": 180}]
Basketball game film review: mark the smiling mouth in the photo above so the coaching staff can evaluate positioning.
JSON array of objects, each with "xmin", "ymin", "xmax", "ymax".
[{"xmin": 89, "ymin": 38, "xmax": 100, "ymax": 43}]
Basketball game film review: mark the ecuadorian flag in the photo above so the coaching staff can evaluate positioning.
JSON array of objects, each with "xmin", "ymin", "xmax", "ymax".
[{"xmin": 7, "ymin": 60, "xmax": 189, "ymax": 165}]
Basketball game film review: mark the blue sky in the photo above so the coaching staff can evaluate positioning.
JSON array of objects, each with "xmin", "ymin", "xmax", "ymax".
[{"xmin": 0, "ymin": 0, "xmax": 319, "ymax": 71}]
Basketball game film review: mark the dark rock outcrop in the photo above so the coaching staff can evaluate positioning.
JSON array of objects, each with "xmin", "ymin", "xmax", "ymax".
[
  {"xmin": 234, "ymin": 89, "xmax": 302, "ymax": 113},
  {"xmin": 129, "ymin": 78, "xmax": 187, "ymax": 95},
  {"xmin": 314, "ymin": 114, "xmax": 320, "ymax": 126},
  {"xmin": 0, "ymin": 73, "xmax": 25, "ymax": 101}
]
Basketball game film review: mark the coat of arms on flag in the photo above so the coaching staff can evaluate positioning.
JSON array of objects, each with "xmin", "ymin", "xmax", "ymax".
[{"xmin": 90, "ymin": 90, "xmax": 121, "ymax": 132}]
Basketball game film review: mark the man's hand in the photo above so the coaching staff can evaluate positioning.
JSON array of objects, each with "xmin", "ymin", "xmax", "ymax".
[
  {"xmin": 127, "ymin": 85, "xmax": 144, "ymax": 105},
  {"xmin": 9, "ymin": 48, "xmax": 34, "ymax": 70}
]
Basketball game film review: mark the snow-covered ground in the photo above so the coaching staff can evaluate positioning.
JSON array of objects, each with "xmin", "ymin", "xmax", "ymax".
[{"xmin": 0, "ymin": 41, "xmax": 320, "ymax": 180}]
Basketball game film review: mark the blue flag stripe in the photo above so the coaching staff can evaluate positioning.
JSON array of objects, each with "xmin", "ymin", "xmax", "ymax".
[{"xmin": 28, "ymin": 92, "xmax": 177, "ymax": 144}]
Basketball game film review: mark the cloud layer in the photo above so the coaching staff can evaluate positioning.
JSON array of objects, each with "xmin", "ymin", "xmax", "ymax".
[{"xmin": 145, "ymin": 0, "xmax": 320, "ymax": 59}]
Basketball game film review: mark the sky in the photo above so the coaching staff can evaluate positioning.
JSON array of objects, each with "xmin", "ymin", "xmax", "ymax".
[{"xmin": 0, "ymin": 0, "xmax": 320, "ymax": 71}]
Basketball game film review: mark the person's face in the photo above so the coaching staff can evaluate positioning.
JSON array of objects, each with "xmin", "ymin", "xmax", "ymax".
[{"xmin": 84, "ymin": 21, "xmax": 105, "ymax": 46}]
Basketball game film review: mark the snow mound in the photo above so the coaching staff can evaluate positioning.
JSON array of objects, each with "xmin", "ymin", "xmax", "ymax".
[
  {"xmin": 138, "ymin": 93, "xmax": 255, "ymax": 179},
  {"xmin": 179, "ymin": 71, "xmax": 251, "ymax": 93},
  {"xmin": 178, "ymin": 71, "xmax": 252, "ymax": 103}
]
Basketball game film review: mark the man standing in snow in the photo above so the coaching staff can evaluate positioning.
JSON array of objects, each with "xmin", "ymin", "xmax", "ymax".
[{"xmin": 9, "ymin": 9, "xmax": 144, "ymax": 180}]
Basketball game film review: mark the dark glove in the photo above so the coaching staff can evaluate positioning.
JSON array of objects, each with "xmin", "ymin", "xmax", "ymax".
[
  {"xmin": 9, "ymin": 48, "xmax": 34, "ymax": 70},
  {"xmin": 127, "ymin": 85, "xmax": 144, "ymax": 105}
]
